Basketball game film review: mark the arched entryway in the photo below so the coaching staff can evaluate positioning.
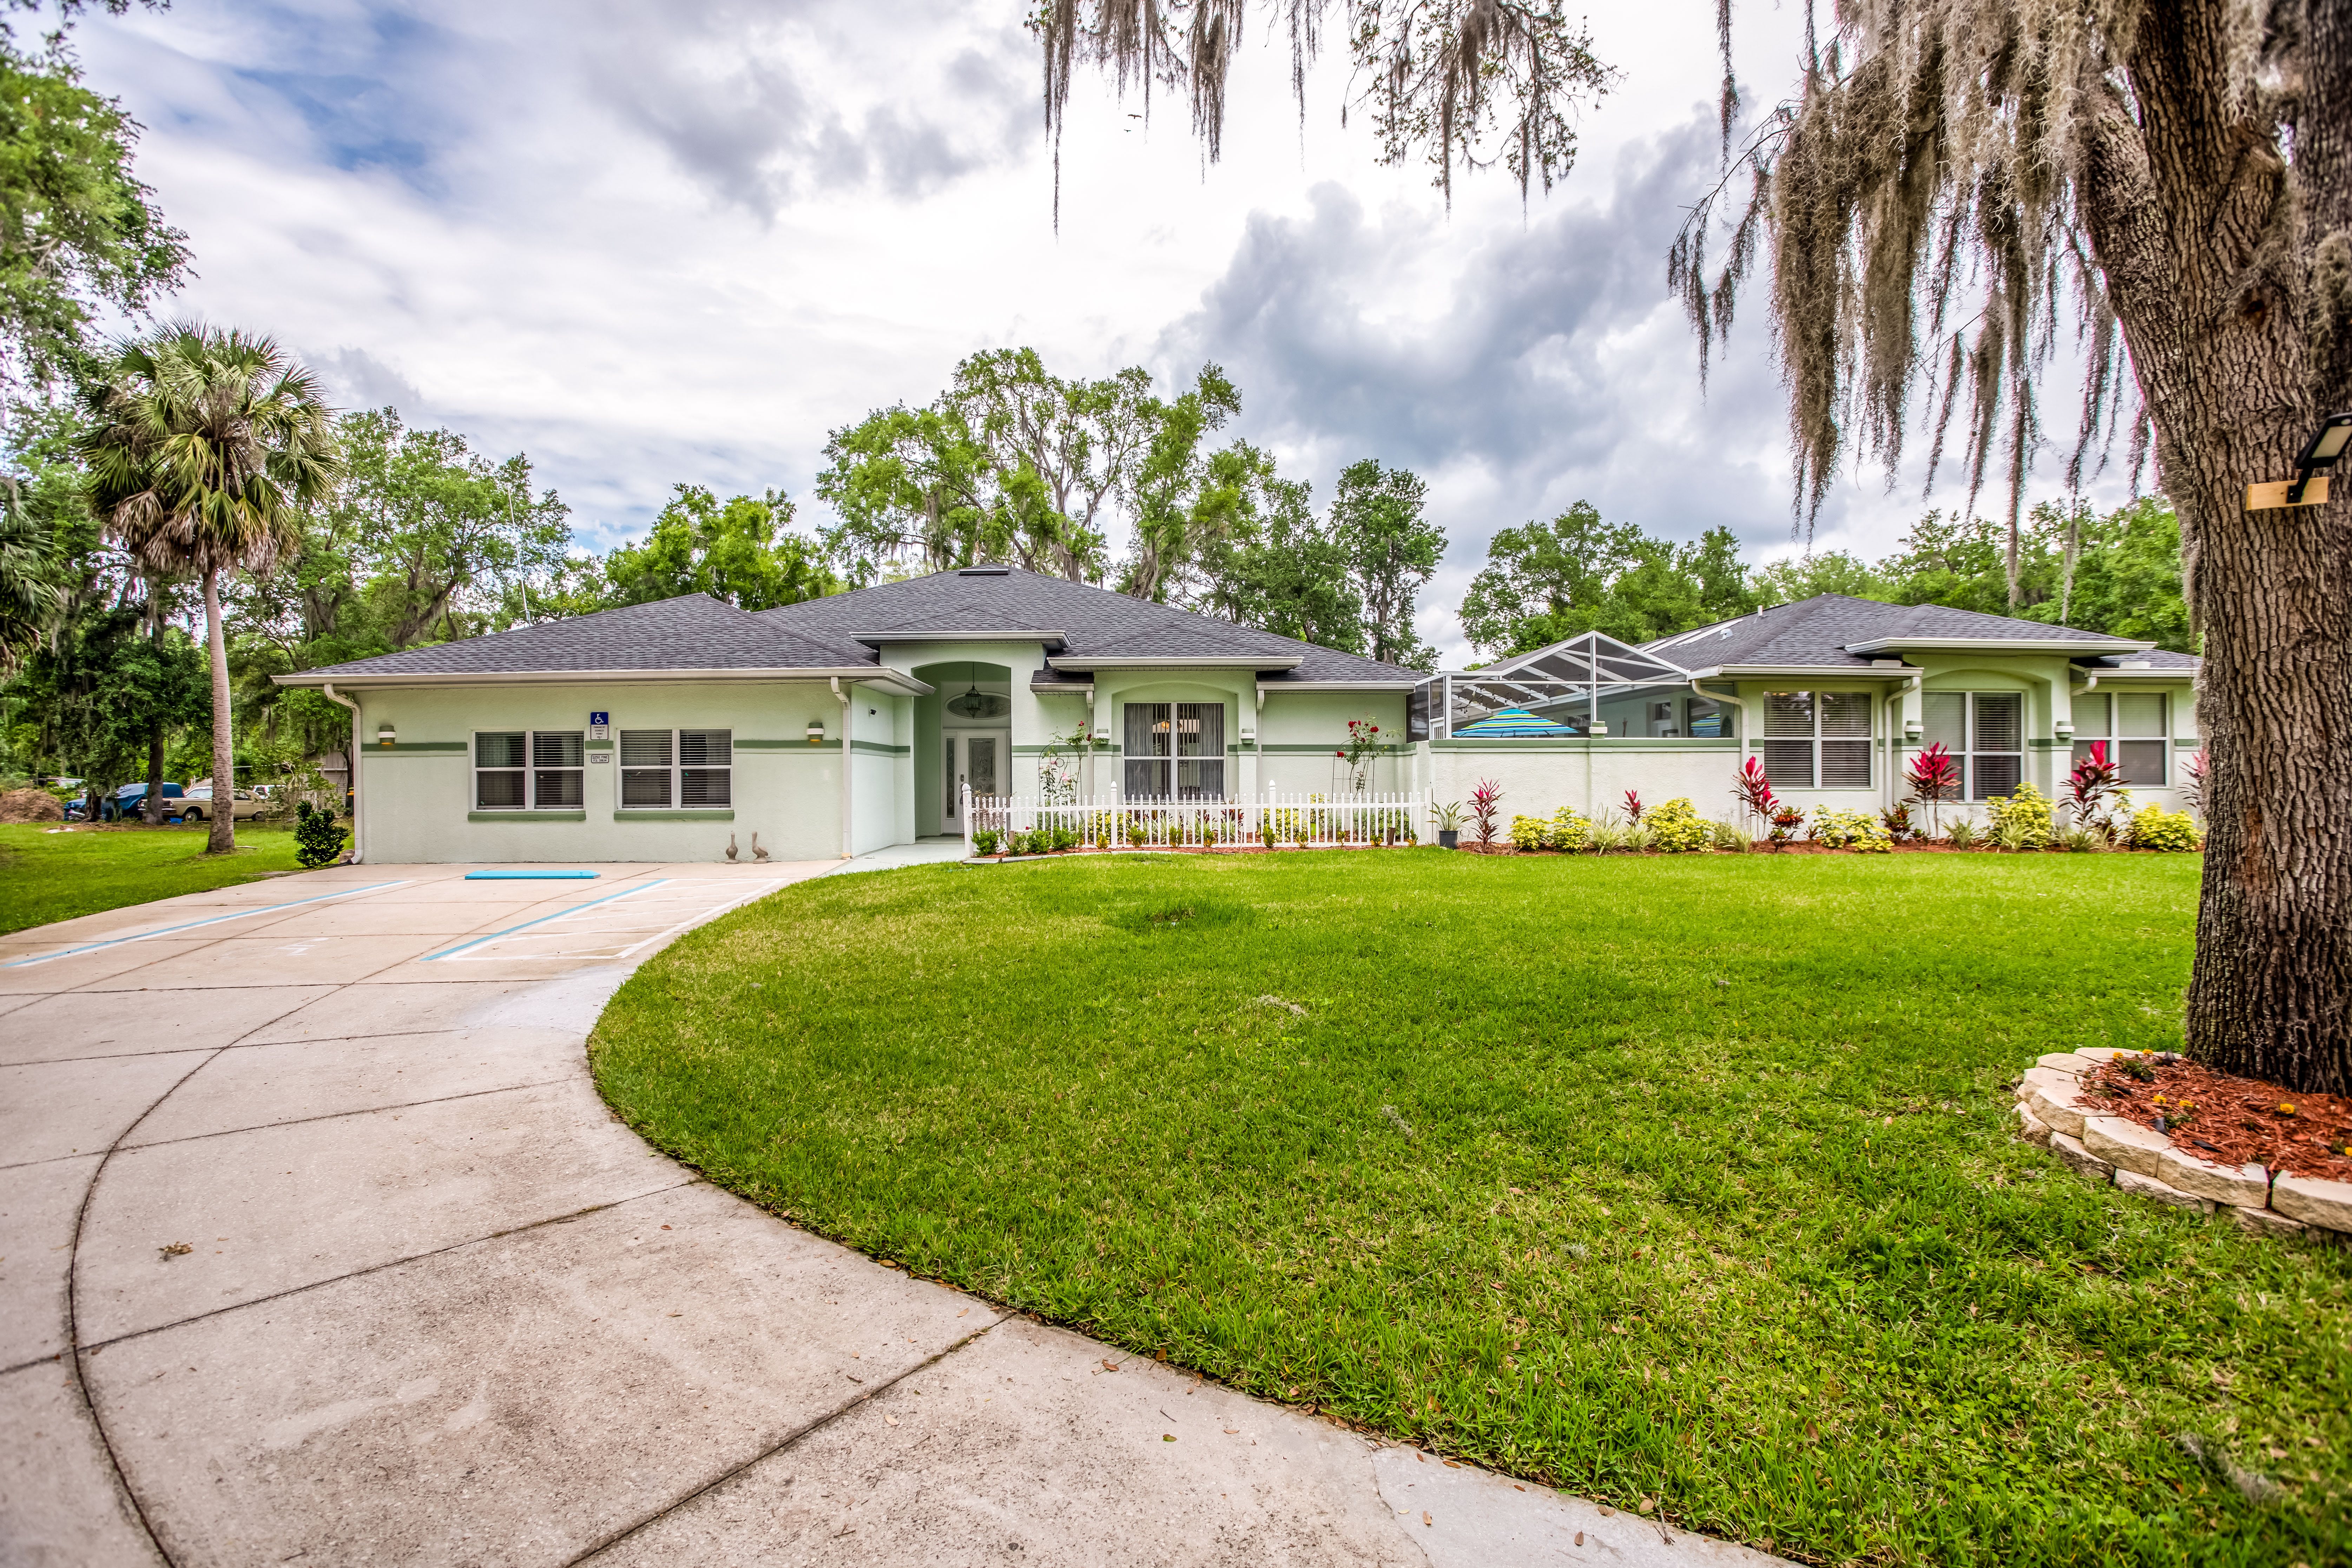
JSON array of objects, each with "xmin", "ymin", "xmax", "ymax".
[{"xmin": 914, "ymin": 660, "xmax": 1011, "ymax": 835}]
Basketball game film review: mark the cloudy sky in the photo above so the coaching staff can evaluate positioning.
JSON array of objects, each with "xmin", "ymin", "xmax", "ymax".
[{"xmin": 70, "ymin": 0, "xmax": 2132, "ymax": 663}]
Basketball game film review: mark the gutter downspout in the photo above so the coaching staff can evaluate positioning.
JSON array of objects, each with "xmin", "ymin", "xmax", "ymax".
[
  {"xmin": 320, "ymin": 682, "xmax": 362, "ymax": 864},
  {"xmin": 831, "ymin": 678, "xmax": 852, "ymax": 859},
  {"xmin": 1085, "ymin": 687, "xmax": 1096, "ymax": 799}
]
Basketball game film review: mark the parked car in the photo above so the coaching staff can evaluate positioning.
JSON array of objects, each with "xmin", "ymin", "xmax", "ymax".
[
  {"xmin": 179, "ymin": 784, "xmax": 271, "ymax": 822},
  {"xmin": 96, "ymin": 782, "xmax": 185, "ymax": 822}
]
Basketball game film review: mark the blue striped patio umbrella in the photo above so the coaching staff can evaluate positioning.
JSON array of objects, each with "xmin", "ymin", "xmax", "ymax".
[{"xmin": 1455, "ymin": 707, "xmax": 1576, "ymax": 736}]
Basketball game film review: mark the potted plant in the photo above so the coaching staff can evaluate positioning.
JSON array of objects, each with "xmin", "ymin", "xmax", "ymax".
[{"xmin": 1430, "ymin": 799, "xmax": 1463, "ymax": 849}]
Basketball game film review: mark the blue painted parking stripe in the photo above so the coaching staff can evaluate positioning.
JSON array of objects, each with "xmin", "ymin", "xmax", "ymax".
[
  {"xmin": 2, "ymin": 881, "xmax": 412, "ymax": 968},
  {"xmin": 417, "ymin": 878, "xmax": 671, "ymax": 962}
]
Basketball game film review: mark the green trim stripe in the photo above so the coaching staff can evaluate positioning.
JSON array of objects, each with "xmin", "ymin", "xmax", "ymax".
[
  {"xmin": 370, "ymin": 742, "xmax": 466, "ymax": 753},
  {"xmin": 612, "ymin": 810, "xmax": 734, "ymax": 822},
  {"xmin": 734, "ymin": 737, "xmax": 832, "ymax": 750},
  {"xmin": 850, "ymin": 739, "xmax": 910, "ymax": 756},
  {"xmin": 467, "ymin": 810, "xmax": 587, "ymax": 822}
]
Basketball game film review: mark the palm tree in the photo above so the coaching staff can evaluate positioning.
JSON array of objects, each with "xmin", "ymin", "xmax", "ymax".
[{"xmin": 78, "ymin": 325, "xmax": 342, "ymax": 854}]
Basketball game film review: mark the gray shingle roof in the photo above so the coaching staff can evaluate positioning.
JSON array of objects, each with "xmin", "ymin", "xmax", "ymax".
[
  {"xmin": 284, "ymin": 567, "xmax": 1421, "ymax": 687},
  {"xmin": 290, "ymin": 594, "xmax": 879, "ymax": 679},
  {"xmin": 758, "ymin": 566, "xmax": 1418, "ymax": 684},
  {"xmin": 1644, "ymin": 594, "xmax": 2178, "ymax": 672}
]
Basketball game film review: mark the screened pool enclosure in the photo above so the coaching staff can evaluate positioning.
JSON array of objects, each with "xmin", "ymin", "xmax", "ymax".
[{"xmin": 1425, "ymin": 632, "xmax": 1730, "ymax": 740}]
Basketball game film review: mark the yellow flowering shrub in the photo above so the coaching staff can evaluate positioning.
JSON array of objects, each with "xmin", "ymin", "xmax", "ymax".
[
  {"xmin": 1987, "ymin": 782, "xmax": 2054, "ymax": 849},
  {"xmin": 2127, "ymin": 802, "xmax": 2201, "ymax": 851},
  {"xmin": 1645, "ymin": 796, "xmax": 1710, "ymax": 852}
]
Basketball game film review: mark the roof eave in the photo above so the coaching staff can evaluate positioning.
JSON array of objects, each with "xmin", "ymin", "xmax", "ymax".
[
  {"xmin": 275, "ymin": 668, "xmax": 935, "ymax": 697},
  {"xmin": 1843, "ymin": 635, "xmax": 2152, "ymax": 655},
  {"xmin": 1047, "ymin": 655, "xmax": 1304, "ymax": 671},
  {"xmin": 856, "ymin": 630, "xmax": 1069, "ymax": 652},
  {"xmin": 1256, "ymin": 678, "xmax": 1422, "ymax": 692},
  {"xmin": 1694, "ymin": 664, "xmax": 1923, "ymax": 679}
]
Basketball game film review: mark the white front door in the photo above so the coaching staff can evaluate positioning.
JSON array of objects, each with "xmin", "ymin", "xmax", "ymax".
[{"xmin": 941, "ymin": 730, "xmax": 1005, "ymax": 835}]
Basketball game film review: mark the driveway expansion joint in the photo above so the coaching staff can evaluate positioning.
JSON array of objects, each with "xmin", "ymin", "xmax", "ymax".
[{"xmin": 566, "ymin": 1313, "xmax": 1013, "ymax": 1566}]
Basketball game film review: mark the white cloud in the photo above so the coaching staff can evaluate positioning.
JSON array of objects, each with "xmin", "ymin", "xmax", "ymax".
[{"xmin": 70, "ymin": 0, "xmax": 2137, "ymax": 657}]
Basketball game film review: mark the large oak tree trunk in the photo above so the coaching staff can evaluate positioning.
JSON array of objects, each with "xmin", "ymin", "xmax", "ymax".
[
  {"xmin": 2078, "ymin": 1, "xmax": 2352, "ymax": 1095},
  {"xmin": 202, "ymin": 568, "xmax": 236, "ymax": 857}
]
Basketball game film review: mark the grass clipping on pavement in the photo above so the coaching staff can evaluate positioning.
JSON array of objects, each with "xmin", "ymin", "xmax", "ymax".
[{"xmin": 589, "ymin": 850, "xmax": 2348, "ymax": 1567}]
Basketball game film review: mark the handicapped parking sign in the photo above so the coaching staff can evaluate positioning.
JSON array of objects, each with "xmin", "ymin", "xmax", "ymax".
[{"xmin": 590, "ymin": 711, "xmax": 608, "ymax": 725}]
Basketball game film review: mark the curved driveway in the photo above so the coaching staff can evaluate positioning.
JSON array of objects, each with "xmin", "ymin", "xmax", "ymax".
[{"xmin": 0, "ymin": 854, "xmax": 1777, "ymax": 1567}]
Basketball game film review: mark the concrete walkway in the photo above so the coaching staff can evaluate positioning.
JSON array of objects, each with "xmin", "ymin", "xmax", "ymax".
[{"xmin": 0, "ymin": 851, "xmax": 1780, "ymax": 1567}]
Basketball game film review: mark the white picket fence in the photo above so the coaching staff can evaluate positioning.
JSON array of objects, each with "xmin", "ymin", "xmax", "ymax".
[{"xmin": 963, "ymin": 788, "xmax": 1429, "ymax": 850}]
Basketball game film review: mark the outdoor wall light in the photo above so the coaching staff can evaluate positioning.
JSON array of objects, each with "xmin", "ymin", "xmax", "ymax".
[
  {"xmin": 806, "ymin": 719, "xmax": 826, "ymax": 744},
  {"xmin": 1904, "ymin": 717, "xmax": 1923, "ymax": 743},
  {"xmin": 2253, "ymin": 410, "xmax": 2352, "ymax": 507},
  {"xmin": 2288, "ymin": 411, "xmax": 2352, "ymax": 505},
  {"xmin": 2054, "ymin": 718, "xmax": 2075, "ymax": 743},
  {"xmin": 376, "ymin": 723, "xmax": 396, "ymax": 748}
]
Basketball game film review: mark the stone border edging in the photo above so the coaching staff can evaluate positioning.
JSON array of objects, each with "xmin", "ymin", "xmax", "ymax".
[{"xmin": 2011, "ymin": 1048, "xmax": 2352, "ymax": 1238}]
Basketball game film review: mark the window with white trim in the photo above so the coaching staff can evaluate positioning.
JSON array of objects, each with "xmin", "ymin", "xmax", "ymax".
[
  {"xmin": 1922, "ymin": 691, "xmax": 2024, "ymax": 799},
  {"xmin": 619, "ymin": 729, "xmax": 732, "ymax": 809},
  {"xmin": 1122, "ymin": 702, "xmax": 1226, "ymax": 798},
  {"xmin": 475, "ymin": 730, "xmax": 583, "ymax": 810},
  {"xmin": 2073, "ymin": 693, "xmax": 2167, "ymax": 786},
  {"xmin": 1759, "ymin": 691, "xmax": 1871, "ymax": 789}
]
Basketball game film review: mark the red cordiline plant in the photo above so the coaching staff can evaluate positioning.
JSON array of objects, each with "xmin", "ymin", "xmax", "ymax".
[
  {"xmin": 2065, "ymin": 742, "xmax": 2126, "ymax": 839},
  {"xmin": 1905, "ymin": 743, "xmax": 1962, "ymax": 839},
  {"xmin": 2182, "ymin": 748, "xmax": 2209, "ymax": 821},
  {"xmin": 1732, "ymin": 757, "xmax": 1776, "ymax": 839},
  {"xmin": 1469, "ymin": 778, "xmax": 1504, "ymax": 850},
  {"xmin": 1623, "ymin": 789, "xmax": 1645, "ymax": 824}
]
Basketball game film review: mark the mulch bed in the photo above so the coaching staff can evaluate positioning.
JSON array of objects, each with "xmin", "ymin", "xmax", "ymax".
[{"xmin": 2081, "ymin": 1056, "xmax": 2352, "ymax": 1181}]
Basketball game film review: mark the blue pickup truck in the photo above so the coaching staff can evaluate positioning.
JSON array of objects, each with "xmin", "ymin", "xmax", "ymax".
[{"xmin": 95, "ymin": 782, "xmax": 186, "ymax": 822}]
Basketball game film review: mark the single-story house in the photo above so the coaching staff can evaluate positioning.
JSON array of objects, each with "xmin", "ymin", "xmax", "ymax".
[
  {"xmin": 1414, "ymin": 593, "xmax": 2201, "ymax": 823},
  {"xmin": 275, "ymin": 566, "xmax": 1419, "ymax": 863},
  {"xmin": 277, "ymin": 573, "xmax": 2199, "ymax": 863}
]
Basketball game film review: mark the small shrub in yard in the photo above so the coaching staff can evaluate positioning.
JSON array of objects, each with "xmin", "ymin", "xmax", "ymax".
[
  {"xmin": 293, "ymin": 801, "xmax": 346, "ymax": 868},
  {"xmin": 1947, "ymin": 816, "xmax": 1981, "ymax": 850},
  {"xmin": 1807, "ymin": 807, "xmax": 1891, "ymax": 851},
  {"xmin": 1050, "ymin": 826, "xmax": 1078, "ymax": 853},
  {"xmin": 1987, "ymin": 782, "xmax": 2054, "ymax": 849},
  {"xmin": 970, "ymin": 827, "xmax": 1001, "ymax": 856},
  {"xmin": 2127, "ymin": 802, "xmax": 2202, "ymax": 851},
  {"xmin": 1880, "ymin": 801, "xmax": 1916, "ymax": 841},
  {"xmin": 1708, "ymin": 818, "xmax": 1752, "ymax": 851},
  {"xmin": 1468, "ymin": 778, "xmax": 1503, "ymax": 850},
  {"xmin": 1508, "ymin": 814, "xmax": 1550, "ymax": 851},
  {"xmin": 1766, "ymin": 802, "xmax": 1806, "ymax": 849},
  {"xmin": 1548, "ymin": 806, "xmax": 1591, "ymax": 851},
  {"xmin": 1643, "ymin": 796, "xmax": 1709, "ymax": 852}
]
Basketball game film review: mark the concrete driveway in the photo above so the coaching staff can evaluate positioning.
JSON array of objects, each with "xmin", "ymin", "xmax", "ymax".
[{"xmin": 1, "ymin": 855, "xmax": 1779, "ymax": 1567}]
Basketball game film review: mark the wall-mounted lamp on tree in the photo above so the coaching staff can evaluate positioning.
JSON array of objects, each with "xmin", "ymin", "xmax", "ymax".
[{"xmin": 2249, "ymin": 411, "xmax": 2351, "ymax": 509}]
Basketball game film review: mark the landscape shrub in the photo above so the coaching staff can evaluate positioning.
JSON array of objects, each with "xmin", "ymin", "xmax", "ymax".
[
  {"xmin": 1508, "ymin": 813, "xmax": 1550, "ymax": 851},
  {"xmin": 2126, "ymin": 802, "xmax": 2202, "ymax": 851},
  {"xmin": 1946, "ymin": 817, "xmax": 1980, "ymax": 849},
  {"xmin": 1547, "ymin": 806, "xmax": 1590, "ymax": 851},
  {"xmin": 970, "ymin": 827, "xmax": 1001, "ymax": 856},
  {"xmin": 1049, "ymin": 826, "xmax": 1078, "ymax": 852},
  {"xmin": 1986, "ymin": 782, "xmax": 2054, "ymax": 849},
  {"xmin": 1708, "ymin": 818, "xmax": 1752, "ymax": 851},
  {"xmin": 293, "ymin": 800, "xmax": 346, "ymax": 868},
  {"xmin": 1644, "ymin": 796, "xmax": 1709, "ymax": 852},
  {"xmin": 1806, "ymin": 807, "xmax": 1890, "ymax": 851}
]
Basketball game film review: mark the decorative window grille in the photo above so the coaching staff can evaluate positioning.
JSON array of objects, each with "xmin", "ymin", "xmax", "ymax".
[
  {"xmin": 475, "ymin": 730, "xmax": 584, "ymax": 811},
  {"xmin": 2072, "ymin": 693, "xmax": 2166, "ymax": 786},
  {"xmin": 1922, "ymin": 691, "xmax": 2024, "ymax": 799},
  {"xmin": 1122, "ymin": 702, "xmax": 1226, "ymax": 798},
  {"xmin": 1759, "ymin": 691, "xmax": 1872, "ymax": 789},
  {"xmin": 619, "ymin": 729, "xmax": 732, "ymax": 809}
]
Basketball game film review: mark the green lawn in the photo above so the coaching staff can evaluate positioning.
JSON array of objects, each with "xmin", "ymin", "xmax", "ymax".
[
  {"xmin": 0, "ymin": 822, "xmax": 309, "ymax": 935},
  {"xmin": 590, "ymin": 851, "xmax": 2348, "ymax": 1567}
]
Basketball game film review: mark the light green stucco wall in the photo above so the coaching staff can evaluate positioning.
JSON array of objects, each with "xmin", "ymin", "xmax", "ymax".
[{"xmin": 348, "ymin": 679, "xmax": 865, "ymax": 864}]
